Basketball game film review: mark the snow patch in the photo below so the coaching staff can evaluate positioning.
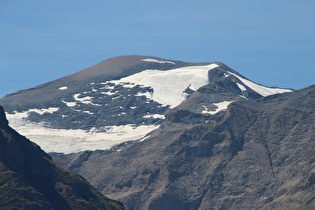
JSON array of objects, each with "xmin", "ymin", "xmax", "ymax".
[
  {"xmin": 237, "ymin": 83, "xmax": 247, "ymax": 91},
  {"xmin": 142, "ymin": 58, "xmax": 176, "ymax": 65},
  {"xmin": 202, "ymin": 101, "xmax": 234, "ymax": 115},
  {"xmin": 102, "ymin": 91, "xmax": 117, "ymax": 96},
  {"xmin": 5, "ymin": 108, "xmax": 58, "ymax": 126},
  {"xmin": 82, "ymin": 110, "xmax": 94, "ymax": 114},
  {"xmin": 228, "ymin": 72, "xmax": 292, "ymax": 97},
  {"xmin": 59, "ymin": 86, "xmax": 68, "ymax": 90},
  {"xmin": 139, "ymin": 135, "xmax": 151, "ymax": 142},
  {"xmin": 120, "ymin": 82, "xmax": 137, "ymax": 89},
  {"xmin": 28, "ymin": 107, "xmax": 59, "ymax": 115},
  {"xmin": 62, "ymin": 100, "xmax": 77, "ymax": 107},
  {"xmin": 136, "ymin": 92, "xmax": 153, "ymax": 99},
  {"xmin": 6, "ymin": 112, "xmax": 160, "ymax": 154},
  {"xmin": 73, "ymin": 93, "xmax": 101, "ymax": 106},
  {"xmin": 143, "ymin": 114, "xmax": 165, "ymax": 119},
  {"xmin": 109, "ymin": 63, "xmax": 219, "ymax": 107}
]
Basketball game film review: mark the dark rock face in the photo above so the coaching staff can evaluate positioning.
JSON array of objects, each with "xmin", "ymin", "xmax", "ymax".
[
  {"xmin": 52, "ymin": 85, "xmax": 315, "ymax": 210},
  {"xmin": 0, "ymin": 106, "xmax": 124, "ymax": 210}
]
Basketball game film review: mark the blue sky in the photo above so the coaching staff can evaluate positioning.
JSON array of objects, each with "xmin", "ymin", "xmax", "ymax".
[{"xmin": 1, "ymin": 0, "xmax": 314, "ymax": 98}]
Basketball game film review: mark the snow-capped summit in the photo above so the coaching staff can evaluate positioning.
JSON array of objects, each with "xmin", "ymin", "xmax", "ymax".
[{"xmin": 0, "ymin": 55, "xmax": 292, "ymax": 154}]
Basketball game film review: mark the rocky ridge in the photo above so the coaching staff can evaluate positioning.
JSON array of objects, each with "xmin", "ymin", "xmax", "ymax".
[{"xmin": 53, "ymin": 85, "xmax": 315, "ymax": 210}]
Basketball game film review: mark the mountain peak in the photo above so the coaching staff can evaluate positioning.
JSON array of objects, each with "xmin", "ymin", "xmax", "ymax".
[
  {"xmin": 68, "ymin": 55, "xmax": 185, "ymax": 81},
  {"xmin": 0, "ymin": 56, "xmax": 292, "ymax": 154}
]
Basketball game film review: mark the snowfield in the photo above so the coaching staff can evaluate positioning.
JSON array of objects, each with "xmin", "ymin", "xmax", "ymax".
[
  {"xmin": 109, "ymin": 63, "xmax": 219, "ymax": 107},
  {"xmin": 6, "ymin": 111, "xmax": 159, "ymax": 154}
]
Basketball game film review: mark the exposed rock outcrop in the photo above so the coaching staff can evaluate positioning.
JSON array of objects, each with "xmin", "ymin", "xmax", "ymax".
[{"xmin": 53, "ymin": 85, "xmax": 315, "ymax": 210}]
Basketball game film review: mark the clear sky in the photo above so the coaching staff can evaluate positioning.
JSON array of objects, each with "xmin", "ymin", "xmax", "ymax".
[{"xmin": 1, "ymin": 0, "xmax": 314, "ymax": 98}]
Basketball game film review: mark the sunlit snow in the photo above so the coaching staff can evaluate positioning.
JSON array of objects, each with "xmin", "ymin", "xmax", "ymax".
[
  {"xmin": 228, "ymin": 72, "xmax": 292, "ymax": 97},
  {"xmin": 62, "ymin": 100, "xmax": 77, "ymax": 107},
  {"xmin": 202, "ymin": 101, "xmax": 234, "ymax": 115},
  {"xmin": 142, "ymin": 58, "xmax": 176, "ymax": 65},
  {"xmin": 143, "ymin": 114, "xmax": 165, "ymax": 119},
  {"xmin": 108, "ymin": 63, "xmax": 219, "ymax": 107},
  {"xmin": 236, "ymin": 83, "xmax": 247, "ymax": 91},
  {"xmin": 6, "ymin": 111, "xmax": 159, "ymax": 154},
  {"xmin": 73, "ymin": 93, "xmax": 101, "ymax": 106},
  {"xmin": 29, "ymin": 107, "xmax": 59, "ymax": 115},
  {"xmin": 58, "ymin": 86, "xmax": 68, "ymax": 90}
]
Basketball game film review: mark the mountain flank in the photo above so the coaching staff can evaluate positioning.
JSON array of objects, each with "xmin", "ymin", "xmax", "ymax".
[
  {"xmin": 53, "ymin": 85, "xmax": 315, "ymax": 210},
  {"xmin": 0, "ymin": 55, "xmax": 292, "ymax": 154},
  {"xmin": 0, "ymin": 106, "xmax": 124, "ymax": 209}
]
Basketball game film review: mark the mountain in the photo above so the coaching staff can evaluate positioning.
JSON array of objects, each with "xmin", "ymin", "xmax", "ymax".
[
  {"xmin": 0, "ymin": 55, "xmax": 291, "ymax": 154},
  {"xmin": 0, "ymin": 105, "xmax": 125, "ymax": 209},
  {"xmin": 52, "ymin": 85, "xmax": 315, "ymax": 210},
  {"xmin": 1, "ymin": 55, "xmax": 313, "ymax": 209}
]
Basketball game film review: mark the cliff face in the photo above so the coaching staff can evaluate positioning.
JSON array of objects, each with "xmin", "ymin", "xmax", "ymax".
[
  {"xmin": 53, "ymin": 85, "xmax": 315, "ymax": 210},
  {"xmin": 0, "ymin": 106, "xmax": 124, "ymax": 210}
]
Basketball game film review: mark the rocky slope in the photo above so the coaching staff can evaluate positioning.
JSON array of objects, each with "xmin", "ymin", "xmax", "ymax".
[
  {"xmin": 53, "ymin": 85, "xmax": 315, "ymax": 210},
  {"xmin": 0, "ymin": 106, "xmax": 124, "ymax": 209},
  {"xmin": 0, "ymin": 55, "xmax": 291, "ymax": 154}
]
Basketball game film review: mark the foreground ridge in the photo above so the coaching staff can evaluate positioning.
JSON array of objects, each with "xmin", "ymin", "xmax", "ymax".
[{"xmin": 0, "ymin": 106, "xmax": 124, "ymax": 209}]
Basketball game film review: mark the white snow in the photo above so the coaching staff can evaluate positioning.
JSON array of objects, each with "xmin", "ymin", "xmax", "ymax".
[
  {"xmin": 236, "ymin": 83, "xmax": 247, "ymax": 91},
  {"xmin": 112, "ymin": 96, "xmax": 120, "ymax": 100},
  {"xmin": 82, "ymin": 110, "xmax": 94, "ymax": 114},
  {"xmin": 6, "ymin": 112, "xmax": 159, "ymax": 154},
  {"xmin": 202, "ymin": 101, "xmax": 234, "ymax": 115},
  {"xmin": 102, "ymin": 91, "xmax": 117, "ymax": 96},
  {"xmin": 7, "ymin": 108, "xmax": 59, "ymax": 122},
  {"xmin": 142, "ymin": 58, "xmax": 176, "ymax": 65},
  {"xmin": 139, "ymin": 135, "xmax": 151, "ymax": 142},
  {"xmin": 143, "ymin": 114, "xmax": 165, "ymax": 119},
  {"xmin": 228, "ymin": 72, "xmax": 292, "ymax": 97},
  {"xmin": 59, "ymin": 86, "xmax": 68, "ymax": 90},
  {"xmin": 5, "ymin": 108, "xmax": 57, "ymax": 127},
  {"xmin": 28, "ymin": 107, "xmax": 59, "ymax": 115},
  {"xmin": 73, "ymin": 93, "xmax": 101, "ymax": 106},
  {"xmin": 109, "ymin": 63, "xmax": 219, "ymax": 107},
  {"xmin": 120, "ymin": 82, "xmax": 137, "ymax": 89},
  {"xmin": 62, "ymin": 100, "xmax": 77, "ymax": 107},
  {"xmin": 136, "ymin": 92, "xmax": 153, "ymax": 99},
  {"xmin": 74, "ymin": 94, "xmax": 92, "ymax": 104}
]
